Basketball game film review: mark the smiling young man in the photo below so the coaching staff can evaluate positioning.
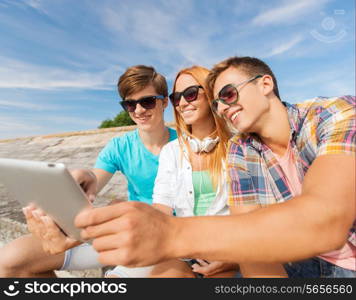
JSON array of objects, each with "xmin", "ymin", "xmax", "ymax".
[
  {"xmin": 0, "ymin": 65, "xmax": 177, "ymax": 277},
  {"xmin": 208, "ymin": 56, "xmax": 356, "ymax": 277},
  {"xmin": 73, "ymin": 57, "xmax": 355, "ymax": 278}
]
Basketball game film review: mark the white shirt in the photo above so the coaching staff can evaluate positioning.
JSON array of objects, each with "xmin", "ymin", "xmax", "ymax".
[{"xmin": 153, "ymin": 139, "xmax": 229, "ymax": 217}]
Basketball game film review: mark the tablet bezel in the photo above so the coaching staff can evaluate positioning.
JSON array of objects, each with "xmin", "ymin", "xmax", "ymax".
[{"xmin": 0, "ymin": 158, "xmax": 92, "ymax": 241}]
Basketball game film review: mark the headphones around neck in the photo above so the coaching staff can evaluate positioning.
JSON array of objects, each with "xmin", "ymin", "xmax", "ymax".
[{"xmin": 184, "ymin": 134, "xmax": 220, "ymax": 153}]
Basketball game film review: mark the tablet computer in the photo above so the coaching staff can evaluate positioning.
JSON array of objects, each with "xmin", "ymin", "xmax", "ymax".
[{"xmin": 0, "ymin": 158, "xmax": 92, "ymax": 241}]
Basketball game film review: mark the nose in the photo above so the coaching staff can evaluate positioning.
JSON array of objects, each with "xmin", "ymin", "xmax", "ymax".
[
  {"xmin": 217, "ymin": 101, "xmax": 229, "ymax": 117},
  {"xmin": 134, "ymin": 103, "xmax": 146, "ymax": 114},
  {"xmin": 178, "ymin": 95, "xmax": 190, "ymax": 109}
]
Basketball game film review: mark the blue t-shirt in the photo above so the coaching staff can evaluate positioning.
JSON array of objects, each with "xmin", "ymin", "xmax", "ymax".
[{"xmin": 94, "ymin": 128, "xmax": 177, "ymax": 205}]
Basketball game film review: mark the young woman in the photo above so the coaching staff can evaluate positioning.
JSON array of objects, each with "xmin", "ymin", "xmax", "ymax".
[{"xmin": 152, "ymin": 65, "xmax": 235, "ymax": 277}]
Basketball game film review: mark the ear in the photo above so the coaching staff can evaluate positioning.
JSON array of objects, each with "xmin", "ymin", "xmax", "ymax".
[
  {"xmin": 162, "ymin": 97, "xmax": 169, "ymax": 110},
  {"xmin": 260, "ymin": 75, "xmax": 274, "ymax": 97}
]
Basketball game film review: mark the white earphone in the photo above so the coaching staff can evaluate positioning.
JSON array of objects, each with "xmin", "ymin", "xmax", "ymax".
[{"xmin": 184, "ymin": 134, "xmax": 220, "ymax": 153}]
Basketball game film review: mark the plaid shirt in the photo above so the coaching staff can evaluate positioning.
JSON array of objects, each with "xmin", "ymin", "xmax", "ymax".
[{"xmin": 227, "ymin": 96, "xmax": 355, "ymax": 244}]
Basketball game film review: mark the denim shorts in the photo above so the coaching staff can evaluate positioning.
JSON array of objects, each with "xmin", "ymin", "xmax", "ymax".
[{"xmin": 284, "ymin": 257, "xmax": 356, "ymax": 278}]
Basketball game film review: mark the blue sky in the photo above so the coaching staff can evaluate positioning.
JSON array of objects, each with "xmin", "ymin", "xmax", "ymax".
[{"xmin": 0, "ymin": 0, "xmax": 354, "ymax": 139}]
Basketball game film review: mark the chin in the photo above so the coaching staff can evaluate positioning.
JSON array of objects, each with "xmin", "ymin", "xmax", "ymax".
[
  {"xmin": 181, "ymin": 117, "xmax": 195, "ymax": 126},
  {"xmin": 230, "ymin": 120, "xmax": 252, "ymax": 135},
  {"xmin": 136, "ymin": 122, "xmax": 154, "ymax": 130}
]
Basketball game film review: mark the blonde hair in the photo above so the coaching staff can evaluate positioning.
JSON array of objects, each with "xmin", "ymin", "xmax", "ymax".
[{"xmin": 172, "ymin": 66, "xmax": 231, "ymax": 188}]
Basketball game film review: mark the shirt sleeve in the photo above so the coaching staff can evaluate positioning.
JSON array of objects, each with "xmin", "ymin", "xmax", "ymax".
[
  {"xmin": 227, "ymin": 140, "xmax": 259, "ymax": 207},
  {"xmin": 152, "ymin": 143, "xmax": 176, "ymax": 209},
  {"xmin": 316, "ymin": 96, "xmax": 356, "ymax": 157},
  {"xmin": 94, "ymin": 138, "xmax": 122, "ymax": 174}
]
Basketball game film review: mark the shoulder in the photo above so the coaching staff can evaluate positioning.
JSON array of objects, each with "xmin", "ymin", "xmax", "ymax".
[
  {"xmin": 100, "ymin": 129, "xmax": 138, "ymax": 157},
  {"xmin": 229, "ymin": 134, "xmax": 251, "ymax": 155},
  {"xmin": 286, "ymin": 96, "xmax": 355, "ymax": 136},
  {"xmin": 109, "ymin": 129, "xmax": 138, "ymax": 146},
  {"xmin": 291, "ymin": 96, "xmax": 355, "ymax": 119}
]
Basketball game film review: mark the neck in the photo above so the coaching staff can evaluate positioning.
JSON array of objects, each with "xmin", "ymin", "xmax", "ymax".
[
  {"xmin": 191, "ymin": 114, "xmax": 216, "ymax": 140},
  {"xmin": 138, "ymin": 121, "xmax": 168, "ymax": 148},
  {"xmin": 255, "ymin": 98, "xmax": 291, "ymax": 156}
]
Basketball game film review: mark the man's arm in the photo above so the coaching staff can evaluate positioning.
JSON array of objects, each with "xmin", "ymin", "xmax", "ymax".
[
  {"xmin": 174, "ymin": 154, "xmax": 355, "ymax": 263},
  {"xmin": 229, "ymin": 205, "xmax": 287, "ymax": 277},
  {"xmin": 152, "ymin": 204, "xmax": 173, "ymax": 216},
  {"xmin": 92, "ymin": 168, "xmax": 114, "ymax": 194},
  {"xmin": 75, "ymin": 154, "xmax": 355, "ymax": 267}
]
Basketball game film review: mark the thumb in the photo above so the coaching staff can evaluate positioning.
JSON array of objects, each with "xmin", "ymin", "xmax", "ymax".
[
  {"xmin": 83, "ymin": 178, "xmax": 97, "ymax": 200},
  {"xmin": 88, "ymin": 194, "xmax": 96, "ymax": 203}
]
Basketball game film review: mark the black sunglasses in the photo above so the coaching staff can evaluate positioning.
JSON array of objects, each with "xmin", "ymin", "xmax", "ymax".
[
  {"xmin": 169, "ymin": 85, "xmax": 203, "ymax": 107},
  {"xmin": 120, "ymin": 95, "xmax": 165, "ymax": 112},
  {"xmin": 211, "ymin": 75, "xmax": 262, "ymax": 113}
]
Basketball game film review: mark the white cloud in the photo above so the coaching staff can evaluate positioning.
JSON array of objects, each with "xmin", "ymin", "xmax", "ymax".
[
  {"xmin": 0, "ymin": 113, "xmax": 101, "ymax": 140},
  {"xmin": 100, "ymin": 1, "xmax": 223, "ymax": 73},
  {"xmin": 0, "ymin": 56, "xmax": 118, "ymax": 90},
  {"xmin": 26, "ymin": 0, "xmax": 43, "ymax": 10},
  {"xmin": 252, "ymin": 0, "xmax": 330, "ymax": 26},
  {"xmin": 0, "ymin": 99, "xmax": 61, "ymax": 111},
  {"xmin": 40, "ymin": 115, "xmax": 100, "ymax": 127},
  {"xmin": 264, "ymin": 35, "xmax": 304, "ymax": 57},
  {"xmin": 17, "ymin": 0, "xmax": 49, "ymax": 15}
]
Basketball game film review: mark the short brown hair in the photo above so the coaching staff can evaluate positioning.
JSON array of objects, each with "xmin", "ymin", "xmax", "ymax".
[
  {"xmin": 206, "ymin": 56, "xmax": 280, "ymax": 100},
  {"xmin": 118, "ymin": 65, "xmax": 168, "ymax": 99}
]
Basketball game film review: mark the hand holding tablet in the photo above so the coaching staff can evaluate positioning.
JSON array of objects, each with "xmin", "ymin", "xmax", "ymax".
[
  {"xmin": 0, "ymin": 158, "xmax": 95, "ymax": 242},
  {"xmin": 22, "ymin": 204, "xmax": 81, "ymax": 254}
]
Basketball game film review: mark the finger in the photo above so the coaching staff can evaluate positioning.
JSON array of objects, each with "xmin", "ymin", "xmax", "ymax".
[
  {"xmin": 80, "ymin": 217, "xmax": 125, "ymax": 240},
  {"xmin": 96, "ymin": 248, "xmax": 122, "ymax": 267},
  {"xmin": 191, "ymin": 264, "xmax": 208, "ymax": 274},
  {"xmin": 32, "ymin": 209, "xmax": 43, "ymax": 220},
  {"xmin": 91, "ymin": 233, "xmax": 123, "ymax": 252},
  {"xmin": 193, "ymin": 262, "xmax": 220, "ymax": 275},
  {"xmin": 71, "ymin": 169, "xmax": 97, "ymax": 198},
  {"xmin": 75, "ymin": 202, "xmax": 137, "ymax": 228},
  {"xmin": 41, "ymin": 216, "xmax": 79, "ymax": 249},
  {"xmin": 83, "ymin": 180, "xmax": 97, "ymax": 200},
  {"xmin": 88, "ymin": 194, "xmax": 96, "ymax": 203},
  {"xmin": 22, "ymin": 204, "xmax": 37, "ymax": 219},
  {"xmin": 34, "ymin": 207, "xmax": 46, "ymax": 218},
  {"xmin": 96, "ymin": 248, "xmax": 140, "ymax": 268},
  {"xmin": 22, "ymin": 207, "xmax": 32, "ymax": 219},
  {"xmin": 41, "ymin": 216, "xmax": 61, "ymax": 233},
  {"xmin": 202, "ymin": 262, "xmax": 222, "ymax": 275},
  {"xmin": 27, "ymin": 203, "xmax": 37, "ymax": 210},
  {"xmin": 27, "ymin": 215, "xmax": 46, "ymax": 237},
  {"xmin": 196, "ymin": 259, "xmax": 209, "ymax": 267}
]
